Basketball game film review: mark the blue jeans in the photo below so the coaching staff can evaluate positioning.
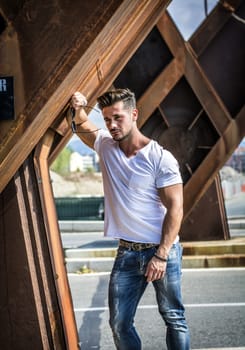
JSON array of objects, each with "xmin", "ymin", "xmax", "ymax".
[{"xmin": 108, "ymin": 242, "xmax": 190, "ymax": 350}]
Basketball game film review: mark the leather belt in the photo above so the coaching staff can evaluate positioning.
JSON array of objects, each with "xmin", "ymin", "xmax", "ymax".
[{"xmin": 119, "ymin": 239, "xmax": 158, "ymax": 251}]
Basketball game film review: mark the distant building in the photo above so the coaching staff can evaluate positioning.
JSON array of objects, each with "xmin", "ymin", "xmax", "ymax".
[
  {"xmin": 70, "ymin": 152, "xmax": 92, "ymax": 172},
  {"xmin": 69, "ymin": 151, "xmax": 100, "ymax": 172},
  {"xmin": 221, "ymin": 139, "xmax": 245, "ymax": 198},
  {"xmin": 226, "ymin": 143, "xmax": 245, "ymax": 174}
]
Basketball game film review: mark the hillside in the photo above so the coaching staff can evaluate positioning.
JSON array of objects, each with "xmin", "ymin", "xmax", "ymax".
[{"xmin": 50, "ymin": 171, "xmax": 104, "ymax": 197}]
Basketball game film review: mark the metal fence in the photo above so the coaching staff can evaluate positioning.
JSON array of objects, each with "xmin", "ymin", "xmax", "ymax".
[{"xmin": 55, "ymin": 196, "xmax": 104, "ymax": 220}]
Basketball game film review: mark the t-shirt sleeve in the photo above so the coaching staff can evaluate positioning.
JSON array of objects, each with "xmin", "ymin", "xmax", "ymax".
[
  {"xmin": 94, "ymin": 129, "xmax": 111, "ymax": 154},
  {"xmin": 156, "ymin": 150, "xmax": 182, "ymax": 188}
]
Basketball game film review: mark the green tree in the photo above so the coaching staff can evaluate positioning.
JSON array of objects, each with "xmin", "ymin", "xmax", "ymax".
[{"xmin": 50, "ymin": 147, "xmax": 72, "ymax": 176}]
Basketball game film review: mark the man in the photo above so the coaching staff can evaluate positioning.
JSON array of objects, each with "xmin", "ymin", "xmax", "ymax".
[{"xmin": 70, "ymin": 89, "xmax": 190, "ymax": 350}]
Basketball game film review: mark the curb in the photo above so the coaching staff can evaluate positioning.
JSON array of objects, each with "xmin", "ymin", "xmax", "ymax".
[
  {"xmin": 65, "ymin": 238, "xmax": 245, "ymax": 273},
  {"xmin": 228, "ymin": 219, "xmax": 245, "ymax": 229},
  {"xmin": 66, "ymin": 257, "xmax": 114, "ymax": 273},
  {"xmin": 59, "ymin": 220, "xmax": 104, "ymax": 232},
  {"xmin": 61, "ymin": 221, "xmax": 245, "ymax": 273},
  {"xmin": 65, "ymin": 255, "xmax": 245, "ymax": 273}
]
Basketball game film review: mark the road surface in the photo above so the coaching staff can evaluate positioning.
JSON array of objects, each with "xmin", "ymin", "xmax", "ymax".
[{"xmin": 68, "ymin": 268, "xmax": 245, "ymax": 350}]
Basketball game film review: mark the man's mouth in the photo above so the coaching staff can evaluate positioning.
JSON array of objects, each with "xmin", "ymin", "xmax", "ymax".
[{"xmin": 110, "ymin": 129, "xmax": 121, "ymax": 136}]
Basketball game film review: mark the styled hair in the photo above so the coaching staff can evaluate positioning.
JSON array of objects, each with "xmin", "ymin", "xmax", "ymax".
[{"xmin": 97, "ymin": 88, "xmax": 136, "ymax": 110}]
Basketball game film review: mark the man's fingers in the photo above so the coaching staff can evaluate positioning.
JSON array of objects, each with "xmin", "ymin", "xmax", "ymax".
[
  {"xmin": 145, "ymin": 263, "xmax": 157, "ymax": 282},
  {"xmin": 145, "ymin": 259, "xmax": 166, "ymax": 282},
  {"xmin": 72, "ymin": 92, "xmax": 87, "ymax": 109}
]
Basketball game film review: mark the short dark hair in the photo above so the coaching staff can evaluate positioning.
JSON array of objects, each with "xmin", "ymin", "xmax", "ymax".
[{"xmin": 97, "ymin": 88, "xmax": 136, "ymax": 110}]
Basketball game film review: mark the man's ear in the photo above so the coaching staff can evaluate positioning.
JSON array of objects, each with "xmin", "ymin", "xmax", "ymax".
[{"xmin": 132, "ymin": 108, "xmax": 138, "ymax": 121}]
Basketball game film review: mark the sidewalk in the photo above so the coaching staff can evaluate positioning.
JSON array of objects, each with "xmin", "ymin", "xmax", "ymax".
[{"xmin": 60, "ymin": 220, "xmax": 245, "ymax": 273}]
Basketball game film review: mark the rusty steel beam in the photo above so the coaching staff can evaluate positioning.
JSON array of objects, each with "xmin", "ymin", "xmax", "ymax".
[
  {"xmin": 0, "ymin": 156, "xmax": 66, "ymax": 348},
  {"xmin": 158, "ymin": 11, "xmax": 233, "ymax": 135},
  {"xmin": 189, "ymin": 0, "xmax": 241, "ymax": 56},
  {"xmin": 137, "ymin": 57, "xmax": 184, "ymax": 129},
  {"xmin": 184, "ymin": 42, "xmax": 232, "ymax": 135},
  {"xmin": 181, "ymin": 174, "xmax": 230, "ymax": 241},
  {"xmin": 34, "ymin": 131, "xmax": 79, "ymax": 349},
  {"xmin": 82, "ymin": 0, "xmax": 172, "ymax": 100},
  {"xmin": 157, "ymin": 9, "xmax": 185, "ymax": 56},
  {"xmin": 0, "ymin": 0, "xmax": 124, "ymax": 191},
  {"xmin": 48, "ymin": 0, "xmax": 172, "ymax": 164},
  {"xmin": 14, "ymin": 163, "xmax": 56, "ymax": 348},
  {"xmin": 184, "ymin": 106, "xmax": 245, "ymax": 219},
  {"xmin": 138, "ymin": 10, "xmax": 244, "ymax": 224}
]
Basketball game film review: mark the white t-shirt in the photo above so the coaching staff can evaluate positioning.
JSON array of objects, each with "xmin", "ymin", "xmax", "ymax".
[{"xmin": 94, "ymin": 129, "xmax": 182, "ymax": 244}]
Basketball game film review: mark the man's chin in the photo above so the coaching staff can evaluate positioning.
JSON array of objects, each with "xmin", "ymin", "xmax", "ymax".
[
  {"xmin": 113, "ymin": 137, "xmax": 121, "ymax": 142},
  {"xmin": 110, "ymin": 131, "xmax": 129, "ymax": 142},
  {"xmin": 113, "ymin": 135, "xmax": 127, "ymax": 142},
  {"xmin": 111, "ymin": 133, "xmax": 122, "ymax": 141}
]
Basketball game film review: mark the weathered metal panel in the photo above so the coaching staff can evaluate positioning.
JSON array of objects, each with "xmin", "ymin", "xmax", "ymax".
[
  {"xmin": 198, "ymin": 2, "xmax": 245, "ymax": 118},
  {"xmin": 181, "ymin": 176, "xmax": 230, "ymax": 241},
  {"xmin": 0, "ymin": 156, "xmax": 66, "ymax": 349}
]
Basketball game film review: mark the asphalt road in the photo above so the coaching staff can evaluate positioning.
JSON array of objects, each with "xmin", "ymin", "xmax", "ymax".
[{"xmin": 68, "ymin": 268, "xmax": 245, "ymax": 350}]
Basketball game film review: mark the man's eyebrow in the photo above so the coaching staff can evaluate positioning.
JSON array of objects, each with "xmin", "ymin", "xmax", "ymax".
[{"xmin": 104, "ymin": 113, "xmax": 122, "ymax": 118}]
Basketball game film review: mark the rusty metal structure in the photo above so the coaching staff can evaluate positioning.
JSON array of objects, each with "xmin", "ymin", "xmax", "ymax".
[{"xmin": 0, "ymin": 0, "xmax": 244, "ymax": 348}]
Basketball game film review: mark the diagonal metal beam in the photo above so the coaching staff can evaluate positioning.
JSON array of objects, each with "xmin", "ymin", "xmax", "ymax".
[
  {"xmin": 184, "ymin": 42, "xmax": 232, "ymax": 135},
  {"xmin": 137, "ymin": 57, "xmax": 184, "ymax": 129},
  {"xmin": 184, "ymin": 106, "xmax": 245, "ymax": 219},
  {"xmin": 189, "ymin": 0, "xmax": 241, "ymax": 56},
  {"xmin": 158, "ymin": 11, "xmax": 233, "ymax": 134},
  {"xmin": 136, "ymin": 9, "xmax": 244, "ymax": 221}
]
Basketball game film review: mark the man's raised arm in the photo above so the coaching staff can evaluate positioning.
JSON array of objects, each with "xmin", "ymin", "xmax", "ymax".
[{"xmin": 68, "ymin": 92, "xmax": 100, "ymax": 149}]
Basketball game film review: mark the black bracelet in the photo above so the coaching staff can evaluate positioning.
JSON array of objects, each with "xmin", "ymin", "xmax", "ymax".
[
  {"xmin": 71, "ymin": 120, "xmax": 100, "ymax": 134},
  {"xmin": 154, "ymin": 253, "xmax": 168, "ymax": 262},
  {"xmin": 73, "ymin": 128, "xmax": 101, "ymax": 134}
]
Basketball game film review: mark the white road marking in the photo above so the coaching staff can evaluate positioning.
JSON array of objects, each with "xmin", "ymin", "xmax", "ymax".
[
  {"xmin": 74, "ymin": 302, "xmax": 245, "ymax": 313},
  {"xmin": 192, "ymin": 348, "xmax": 245, "ymax": 350},
  {"xmin": 68, "ymin": 267, "xmax": 245, "ymax": 278}
]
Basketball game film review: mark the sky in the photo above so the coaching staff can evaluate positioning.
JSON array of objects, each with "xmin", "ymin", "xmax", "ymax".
[
  {"xmin": 88, "ymin": 106, "xmax": 105, "ymax": 129},
  {"xmin": 167, "ymin": 0, "xmax": 218, "ymax": 40}
]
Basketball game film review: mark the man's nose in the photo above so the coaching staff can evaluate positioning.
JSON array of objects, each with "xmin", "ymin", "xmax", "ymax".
[{"xmin": 110, "ymin": 120, "xmax": 117, "ymax": 129}]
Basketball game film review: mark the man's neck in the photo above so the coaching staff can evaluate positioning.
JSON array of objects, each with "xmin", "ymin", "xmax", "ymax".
[{"xmin": 119, "ymin": 130, "xmax": 150, "ymax": 158}]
